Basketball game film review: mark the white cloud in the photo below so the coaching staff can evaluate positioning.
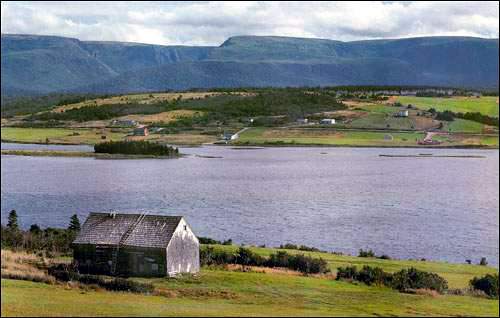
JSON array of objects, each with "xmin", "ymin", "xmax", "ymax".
[{"xmin": 1, "ymin": 1, "xmax": 499, "ymax": 45}]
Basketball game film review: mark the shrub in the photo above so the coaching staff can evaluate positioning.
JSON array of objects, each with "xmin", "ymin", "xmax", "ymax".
[
  {"xmin": 479, "ymin": 257, "xmax": 488, "ymax": 266},
  {"xmin": 336, "ymin": 266, "xmax": 358, "ymax": 280},
  {"xmin": 470, "ymin": 274, "xmax": 499, "ymax": 299},
  {"xmin": 235, "ymin": 247, "xmax": 265, "ymax": 266},
  {"xmin": 391, "ymin": 268, "xmax": 448, "ymax": 293},
  {"xmin": 356, "ymin": 266, "xmax": 392, "ymax": 286},
  {"xmin": 358, "ymin": 249, "xmax": 375, "ymax": 258}
]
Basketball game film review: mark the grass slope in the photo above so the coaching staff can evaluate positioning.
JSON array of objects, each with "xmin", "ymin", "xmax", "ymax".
[
  {"xmin": 1, "ymin": 245, "xmax": 498, "ymax": 316},
  {"xmin": 396, "ymin": 96, "xmax": 499, "ymax": 117},
  {"xmin": 2, "ymin": 270, "xmax": 498, "ymax": 317}
]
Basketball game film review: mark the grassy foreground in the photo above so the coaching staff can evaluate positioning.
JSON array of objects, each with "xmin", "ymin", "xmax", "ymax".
[{"xmin": 1, "ymin": 246, "xmax": 499, "ymax": 317}]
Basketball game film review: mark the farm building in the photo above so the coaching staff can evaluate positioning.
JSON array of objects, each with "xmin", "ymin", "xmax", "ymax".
[
  {"xmin": 133, "ymin": 126, "xmax": 149, "ymax": 136},
  {"xmin": 72, "ymin": 213, "xmax": 200, "ymax": 277},
  {"xmin": 110, "ymin": 119, "xmax": 137, "ymax": 127},
  {"xmin": 394, "ymin": 110, "xmax": 409, "ymax": 117},
  {"xmin": 320, "ymin": 119, "xmax": 336, "ymax": 125}
]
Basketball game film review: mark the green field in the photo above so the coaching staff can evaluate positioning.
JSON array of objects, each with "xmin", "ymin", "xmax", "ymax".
[
  {"xmin": 1, "ymin": 128, "xmax": 127, "ymax": 145},
  {"xmin": 349, "ymin": 113, "xmax": 415, "ymax": 130},
  {"xmin": 2, "ymin": 245, "xmax": 498, "ymax": 316},
  {"xmin": 396, "ymin": 96, "xmax": 499, "ymax": 117},
  {"xmin": 443, "ymin": 119, "xmax": 486, "ymax": 134},
  {"xmin": 236, "ymin": 128, "xmax": 424, "ymax": 147}
]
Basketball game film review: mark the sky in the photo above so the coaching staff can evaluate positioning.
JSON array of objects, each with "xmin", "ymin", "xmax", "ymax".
[{"xmin": 1, "ymin": 1, "xmax": 499, "ymax": 46}]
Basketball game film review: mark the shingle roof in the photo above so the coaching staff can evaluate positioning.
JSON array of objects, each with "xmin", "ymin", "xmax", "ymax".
[{"xmin": 73, "ymin": 213, "xmax": 183, "ymax": 248}]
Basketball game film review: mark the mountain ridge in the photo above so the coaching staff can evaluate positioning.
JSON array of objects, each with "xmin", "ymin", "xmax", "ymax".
[{"xmin": 2, "ymin": 34, "xmax": 498, "ymax": 96}]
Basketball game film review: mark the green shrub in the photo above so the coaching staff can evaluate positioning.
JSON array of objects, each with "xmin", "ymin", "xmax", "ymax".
[
  {"xmin": 336, "ymin": 266, "xmax": 358, "ymax": 280},
  {"xmin": 470, "ymin": 274, "xmax": 499, "ymax": 299},
  {"xmin": 391, "ymin": 267, "xmax": 448, "ymax": 293},
  {"xmin": 358, "ymin": 249, "xmax": 375, "ymax": 257},
  {"xmin": 356, "ymin": 266, "xmax": 392, "ymax": 286}
]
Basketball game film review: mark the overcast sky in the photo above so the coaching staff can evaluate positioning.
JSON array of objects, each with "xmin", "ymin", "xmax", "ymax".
[{"xmin": 1, "ymin": 1, "xmax": 499, "ymax": 46}]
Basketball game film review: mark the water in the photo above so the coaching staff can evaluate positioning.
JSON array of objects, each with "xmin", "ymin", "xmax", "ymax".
[{"xmin": 1, "ymin": 143, "xmax": 498, "ymax": 266}]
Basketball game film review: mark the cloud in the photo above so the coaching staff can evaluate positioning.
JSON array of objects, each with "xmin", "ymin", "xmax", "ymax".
[{"xmin": 1, "ymin": 1, "xmax": 499, "ymax": 45}]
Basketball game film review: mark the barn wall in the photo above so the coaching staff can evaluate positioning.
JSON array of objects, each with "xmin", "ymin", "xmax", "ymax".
[
  {"xmin": 166, "ymin": 218, "xmax": 200, "ymax": 276},
  {"xmin": 117, "ymin": 246, "xmax": 166, "ymax": 277},
  {"xmin": 73, "ymin": 244, "xmax": 166, "ymax": 277},
  {"xmin": 73, "ymin": 244, "xmax": 114, "ymax": 275}
]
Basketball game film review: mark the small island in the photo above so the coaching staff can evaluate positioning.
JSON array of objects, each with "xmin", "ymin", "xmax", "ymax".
[
  {"xmin": 1, "ymin": 140, "xmax": 180, "ymax": 159},
  {"xmin": 94, "ymin": 140, "xmax": 179, "ymax": 157}
]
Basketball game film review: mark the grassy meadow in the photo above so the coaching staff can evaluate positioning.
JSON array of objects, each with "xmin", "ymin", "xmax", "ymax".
[
  {"xmin": 236, "ymin": 128, "xmax": 425, "ymax": 147},
  {"xmin": 1, "ymin": 128, "xmax": 127, "ymax": 145},
  {"xmin": 396, "ymin": 96, "xmax": 499, "ymax": 117},
  {"xmin": 1, "ymin": 245, "xmax": 499, "ymax": 317}
]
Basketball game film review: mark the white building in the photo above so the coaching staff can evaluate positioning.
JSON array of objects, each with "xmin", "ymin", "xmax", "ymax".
[{"xmin": 320, "ymin": 119, "xmax": 336, "ymax": 125}]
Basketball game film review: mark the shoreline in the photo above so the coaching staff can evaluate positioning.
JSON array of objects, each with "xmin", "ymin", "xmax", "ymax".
[{"xmin": 0, "ymin": 150, "xmax": 180, "ymax": 160}]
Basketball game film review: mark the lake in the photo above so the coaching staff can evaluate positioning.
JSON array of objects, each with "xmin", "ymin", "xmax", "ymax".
[{"xmin": 1, "ymin": 143, "xmax": 499, "ymax": 266}]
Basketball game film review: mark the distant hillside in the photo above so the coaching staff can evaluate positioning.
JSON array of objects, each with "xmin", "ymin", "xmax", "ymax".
[{"xmin": 1, "ymin": 34, "xmax": 498, "ymax": 96}]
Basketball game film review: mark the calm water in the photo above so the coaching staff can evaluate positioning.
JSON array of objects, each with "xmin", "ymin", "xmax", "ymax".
[{"xmin": 1, "ymin": 143, "xmax": 499, "ymax": 266}]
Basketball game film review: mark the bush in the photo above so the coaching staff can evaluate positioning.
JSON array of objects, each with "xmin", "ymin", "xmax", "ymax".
[
  {"xmin": 336, "ymin": 266, "xmax": 391, "ymax": 286},
  {"xmin": 336, "ymin": 266, "xmax": 358, "ymax": 280},
  {"xmin": 200, "ymin": 246, "xmax": 236, "ymax": 266},
  {"xmin": 199, "ymin": 246, "xmax": 329, "ymax": 274},
  {"xmin": 358, "ymin": 249, "xmax": 375, "ymax": 258},
  {"xmin": 470, "ymin": 274, "xmax": 499, "ymax": 299},
  {"xmin": 356, "ymin": 266, "xmax": 392, "ymax": 286},
  {"xmin": 479, "ymin": 257, "xmax": 488, "ymax": 266},
  {"xmin": 391, "ymin": 268, "xmax": 448, "ymax": 293}
]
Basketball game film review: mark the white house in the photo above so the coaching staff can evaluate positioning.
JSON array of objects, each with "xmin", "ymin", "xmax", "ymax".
[{"xmin": 320, "ymin": 119, "xmax": 336, "ymax": 125}]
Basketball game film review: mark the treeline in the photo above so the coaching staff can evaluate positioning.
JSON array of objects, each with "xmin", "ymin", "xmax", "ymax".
[
  {"xmin": 1, "ymin": 210, "xmax": 80, "ymax": 255},
  {"xmin": 201, "ymin": 246, "xmax": 329, "ymax": 274},
  {"xmin": 430, "ymin": 108, "xmax": 499, "ymax": 127},
  {"xmin": 94, "ymin": 141, "xmax": 179, "ymax": 156}
]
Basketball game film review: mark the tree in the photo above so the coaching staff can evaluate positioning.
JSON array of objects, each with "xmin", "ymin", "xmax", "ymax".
[
  {"xmin": 7, "ymin": 210, "xmax": 19, "ymax": 231},
  {"xmin": 68, "ymin": 214, "xmax": 81, "ymax": 232},
  {"xmin": 29, "ymin": 224, "xmax": 41, "ymax": 234}
]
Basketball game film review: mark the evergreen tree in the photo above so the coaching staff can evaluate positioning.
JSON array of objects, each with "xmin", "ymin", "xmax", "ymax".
[
  {"xmin": 68, "ymin": 214, "xmax": 81, "ymax": 232},
  {"xmin": 7, "ymin": 210, "xmax": 19, "ymax": 231}
]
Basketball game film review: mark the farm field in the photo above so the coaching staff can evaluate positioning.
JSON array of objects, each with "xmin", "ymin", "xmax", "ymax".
[
  {"xmin": 0, "ymin": 128, "xmax": 127, "ymax": 145},
  {"xmin": 236, "ymin": 128, "xmax": 425, "ymax": 147},
  {"xmin": 396, "ymin": 96, "xmax": 499, "ymax": 117},
  {"xmin": 1, "ymin": 244, "xmax": 498, "ymax": 317}
]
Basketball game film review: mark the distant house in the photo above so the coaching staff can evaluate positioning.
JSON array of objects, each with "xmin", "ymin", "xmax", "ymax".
[
  {"xmin": 72, "ymin": 213, "xmax": 200, "ymax": 277},
  {"xmin": 297, "ymin": 118, "xmax": 309, "ymax": 124},
  {"xmin": 320, "ymin": 119, "xmax": 336, "ymax": 125},
  {"xmin": 110, "ymin": 119, "xmax": 137, "ymax": 127},
  {"xmin": 133, "ymin": 126, "xmax": 149, "ymax": 136},
  {"xmin": 222, "ymin": 132, "xmax": 233, "ymax": 141},
  {"xmin": 394, "ymin": 110, "xmax": 409, "ymax": 118}
]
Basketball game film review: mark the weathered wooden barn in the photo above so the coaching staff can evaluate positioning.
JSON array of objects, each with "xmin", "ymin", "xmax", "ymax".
[{"xmin": 72, "ymin": 213, "xmax": 199, "ymax": 277}]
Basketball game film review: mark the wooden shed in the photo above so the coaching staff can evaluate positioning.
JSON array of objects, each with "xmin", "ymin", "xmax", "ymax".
[{"xmin": 72, "ymin": 213, "xmax": 199, "ymax": 277}]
